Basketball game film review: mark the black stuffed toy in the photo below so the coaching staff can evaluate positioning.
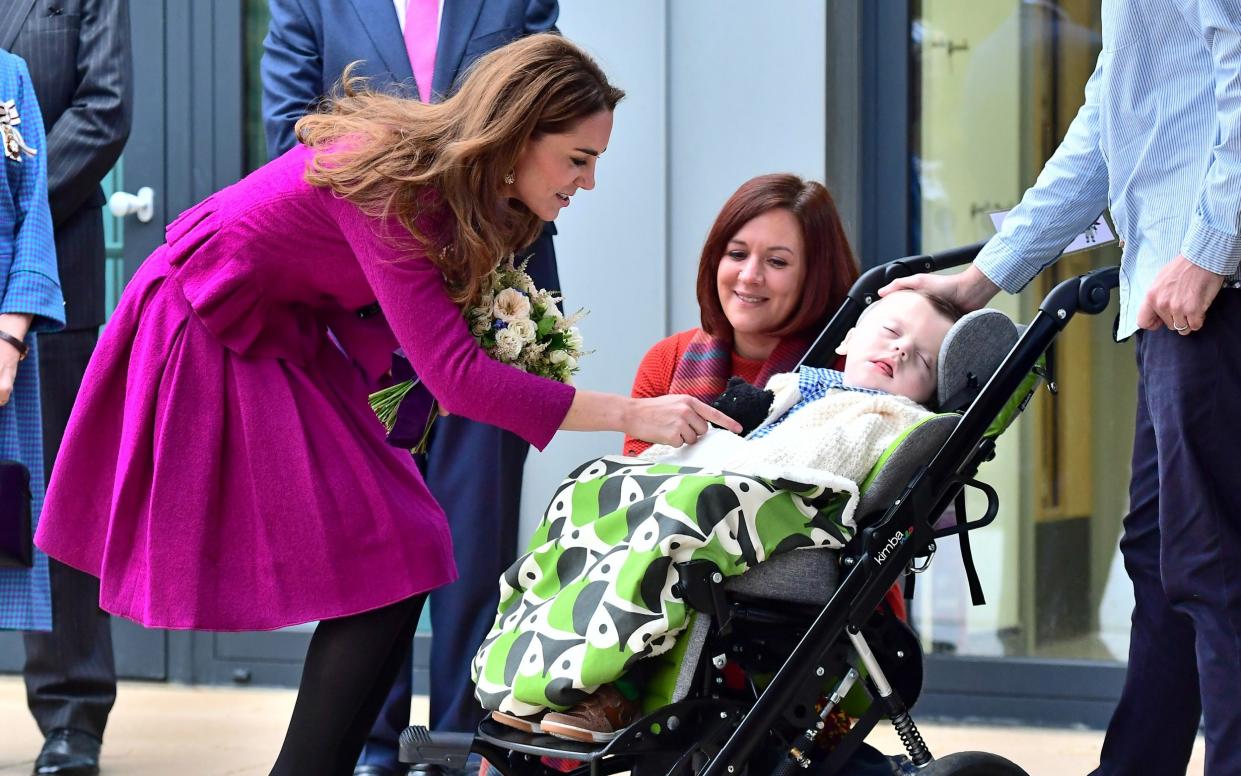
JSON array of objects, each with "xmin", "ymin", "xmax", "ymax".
[{"xmin": 710, "ymin": 376, "xmax": 775, "ymax": 437}]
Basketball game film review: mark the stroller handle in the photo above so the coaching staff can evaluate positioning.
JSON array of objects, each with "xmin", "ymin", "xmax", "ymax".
[
  {"xmin": 876, "ymin": 240, "xmax": 990, "ymax": 279},
  {"xmin": 799, "ymin": 245, "xmax": 1121, "ymax": 370},
  {"xmin": 1040, "ymin": 264, "xmax": 1121, "ymax": 324}
]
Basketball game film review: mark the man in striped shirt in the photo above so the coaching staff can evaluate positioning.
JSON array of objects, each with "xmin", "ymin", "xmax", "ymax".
[{"xmin": 887, "ymin": 2, "xmax": 1240, "ymax": 774}]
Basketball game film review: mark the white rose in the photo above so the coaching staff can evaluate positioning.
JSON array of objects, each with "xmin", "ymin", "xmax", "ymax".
[
  {"xmin": 549, "ymin": 349, "xmax": 569, "ymax": 365},
  {"xmin": 508, "ymin": 318, "xmax": 537, "ymax": 343},
  {"xmin": 494, "ymin": 328, "xmax": 524, "ymax": 361},
  {"xmin": 470, "ymin": 315, "xmax": 491, "ymax": 337},
  {"xmin": 493, "ymin": 288, "xmax": 532, "ymax": 323},
  {"xmin": 566, "ymin": 327, "xmax": 583, "ymax": 352}
]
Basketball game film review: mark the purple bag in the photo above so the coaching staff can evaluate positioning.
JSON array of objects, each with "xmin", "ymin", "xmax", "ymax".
[{"xmin": 0, "ymin": 460, "xmax": 31, "ymax": 568}]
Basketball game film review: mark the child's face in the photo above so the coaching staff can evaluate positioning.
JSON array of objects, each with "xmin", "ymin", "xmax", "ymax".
[{"xmin": 836, "ymin": 291, "xmax": 954, "ymax": 404}]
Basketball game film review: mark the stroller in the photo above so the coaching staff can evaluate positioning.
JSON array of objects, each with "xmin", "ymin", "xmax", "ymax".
[{"xmin": 401, "ymin": 243, "xmax": 1120, "ymax": 776}]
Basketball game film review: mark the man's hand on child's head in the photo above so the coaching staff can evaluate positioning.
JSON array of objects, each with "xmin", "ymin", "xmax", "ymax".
[{"xmin": 879, "ymin": 264, "xmax": 1000, "ymax": 313}]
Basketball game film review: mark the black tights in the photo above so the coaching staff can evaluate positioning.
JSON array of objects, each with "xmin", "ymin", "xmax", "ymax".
[{"xmin": 271, "ymin": 594, "xmax": 427, "ymax": 776}]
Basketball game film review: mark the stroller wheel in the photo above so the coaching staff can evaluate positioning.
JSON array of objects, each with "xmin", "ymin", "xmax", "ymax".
[{"xmin": 912, "ymin": 751, "xmax": 1029, "ymax": 775}]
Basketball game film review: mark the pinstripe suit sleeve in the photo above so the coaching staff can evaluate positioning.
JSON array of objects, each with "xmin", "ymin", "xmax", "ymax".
[
  {"xmin": 4, "ymin": 58, "xmax": 65, "ymax": 333},
  {"xmin": 44, "ymin": 0, "xmax": 132, "ymax": 229},
  {"xmin": 263, "ymin": 0, "xmax": 324, "ymax": 157},
  {"xmin": 1178, "ymin": 0, "xmax": 1241, "ymax": 275}
]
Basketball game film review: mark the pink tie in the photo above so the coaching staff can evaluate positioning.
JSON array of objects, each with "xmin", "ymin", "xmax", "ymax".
[{"xmin": 404, "ymin": 0, "xmax": 439, "ymax": 103}]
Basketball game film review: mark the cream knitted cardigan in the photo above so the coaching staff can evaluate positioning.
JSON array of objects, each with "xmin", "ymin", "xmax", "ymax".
[{"xmin": 643, "ymin": 371, "xmax": 933, "ymax": 525}]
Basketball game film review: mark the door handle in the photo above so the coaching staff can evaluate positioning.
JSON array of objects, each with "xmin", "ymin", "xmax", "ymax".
[{"xmin": 108, "ymin": 186, "xmax": 155, "ymax": 223}]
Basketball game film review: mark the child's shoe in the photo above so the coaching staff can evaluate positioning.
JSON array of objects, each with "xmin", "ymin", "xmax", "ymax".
[
  {"xmin": 540, "ymin": 685, "xmax": 641, "ymax": 743},
  {"xmin": 490, "ymin": 709, "xmax": 545, "ymax": 734}
]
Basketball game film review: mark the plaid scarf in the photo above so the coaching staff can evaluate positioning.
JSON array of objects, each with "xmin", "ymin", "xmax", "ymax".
[{"xmin": 667, "ymin": 328, "xmax": 811, "ymax": 404}]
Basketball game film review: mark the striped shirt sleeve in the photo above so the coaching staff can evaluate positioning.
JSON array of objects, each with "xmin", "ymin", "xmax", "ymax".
[
  {"xmin": 1179, "ymin": 1, "xmax": 1241, "ymax": 276},
  {"xmin": 974, "ymin": 54, "xmax": 1111, "ymax": 294}
]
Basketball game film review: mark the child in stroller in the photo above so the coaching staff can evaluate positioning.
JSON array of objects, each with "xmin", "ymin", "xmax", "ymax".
[{"xmin": 474, "ymin": 288, "xmax": 962, "ymax": 744}]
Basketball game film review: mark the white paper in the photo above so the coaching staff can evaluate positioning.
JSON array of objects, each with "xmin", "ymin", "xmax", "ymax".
[{"xmin": 989, "ymin": 209, "xmax": 1117, "ymax": 254}]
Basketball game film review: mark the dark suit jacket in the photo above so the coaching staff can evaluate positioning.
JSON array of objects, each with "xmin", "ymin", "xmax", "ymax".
[
  {"xmin": 262, "ymin": 0, "xmax": 558, "ymax": 157},
  {"xmin": 0, "ymin": 0, "xmax": 132, "ymax": 331}
]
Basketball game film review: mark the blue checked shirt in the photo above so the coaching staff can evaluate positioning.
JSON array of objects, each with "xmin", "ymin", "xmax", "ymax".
[
  {"xmin": 750, "ymin": 367, "xmax": 887, "ymax": 440},
  {"xmin": 975, "ymin": 0, "xmax": 1241, "ymax": 338}
]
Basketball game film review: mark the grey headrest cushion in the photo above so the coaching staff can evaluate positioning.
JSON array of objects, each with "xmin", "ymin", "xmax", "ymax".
[
  {"xmin": 936, "ymin": 309, "xmax": 1019, "ymax": 409},
  {"xmin": 857, "ymin": 414, "xmax": 959, "ymax": 522}
]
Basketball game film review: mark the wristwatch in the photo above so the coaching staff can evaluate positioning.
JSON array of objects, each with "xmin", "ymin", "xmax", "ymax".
[{"xmin": 0, "ymin": 330, "xmax": 28, "ymax": 360}]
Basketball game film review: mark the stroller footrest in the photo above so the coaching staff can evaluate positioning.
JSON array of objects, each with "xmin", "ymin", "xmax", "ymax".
[
  {"xmin": 399, "ymin": 726, "xmax": 475, "ymax": 768},
  {"xmin": 475, "ymin": 718, "xmax": 605, "ymax": 762}
]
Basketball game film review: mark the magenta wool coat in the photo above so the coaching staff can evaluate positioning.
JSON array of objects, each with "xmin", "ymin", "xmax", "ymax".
[{"xmin": 35, "ymin": 144, "xmax": 575, "ymax": 631}]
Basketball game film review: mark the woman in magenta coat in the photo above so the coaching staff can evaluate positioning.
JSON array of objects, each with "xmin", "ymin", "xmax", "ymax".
[{"xmin": 35, "ymin": 35, "xmax": 735, "ymax": 774}]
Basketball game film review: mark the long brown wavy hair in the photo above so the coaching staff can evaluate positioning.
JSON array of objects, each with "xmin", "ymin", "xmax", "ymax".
[{"xmin": 297, "ymin": 34, "xmax": 625, "ymax": 306}]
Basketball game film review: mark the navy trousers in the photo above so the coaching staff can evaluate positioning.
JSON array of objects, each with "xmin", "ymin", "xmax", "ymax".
[
  {"xmin": 1091, "ymin": 292, "xmax": 1241, "ymax": 776},
  {"xmin": 358, "ymin": 230, "xmax": 557, "ymax": 772}
]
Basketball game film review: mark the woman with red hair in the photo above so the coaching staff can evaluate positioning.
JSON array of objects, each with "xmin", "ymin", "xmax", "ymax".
[{"xmin": 624, "ymin": 173, "xmax": 859, "ymax": 457}]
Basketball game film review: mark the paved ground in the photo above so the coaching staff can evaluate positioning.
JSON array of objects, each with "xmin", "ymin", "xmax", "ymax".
[{"xmin": 0, "ymin": 677, "xmax": 1205, "ymax": 775}]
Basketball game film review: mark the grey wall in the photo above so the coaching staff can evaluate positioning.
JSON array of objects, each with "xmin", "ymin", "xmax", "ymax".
[
  {"xmin": 666, "ymin": 1, "xmax": 828, "ymax": 333},
  {"xmin": 520, "ymin": 2, "xmax": 828, "ymax": 542}
]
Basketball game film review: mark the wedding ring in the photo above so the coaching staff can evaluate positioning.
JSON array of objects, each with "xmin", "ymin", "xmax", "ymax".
[{"xmin": 1174, "ymin": 322, "xmax": 1189, "ymax": 332}]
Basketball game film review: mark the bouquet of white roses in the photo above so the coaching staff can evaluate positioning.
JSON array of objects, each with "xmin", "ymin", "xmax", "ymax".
[{"xmin": 370, "ymin": 255, "xmax": 587, "ymax": 452}]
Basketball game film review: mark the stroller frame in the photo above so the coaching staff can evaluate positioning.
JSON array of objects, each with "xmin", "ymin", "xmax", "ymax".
[{"xmin": 402, "ymin": 244, "xmax": 1121, "ymax": 776}]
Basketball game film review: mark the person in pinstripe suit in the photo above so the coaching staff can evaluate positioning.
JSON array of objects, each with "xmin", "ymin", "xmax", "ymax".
[{"xmin": 1, "ymin": 1, "xmax": 132, "ymax": 774}]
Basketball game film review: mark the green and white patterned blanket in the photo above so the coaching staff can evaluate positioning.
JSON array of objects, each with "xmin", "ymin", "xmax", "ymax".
[{"xmin": 472, "ymin": 455, "xmax": 855, "ymax": 715}]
